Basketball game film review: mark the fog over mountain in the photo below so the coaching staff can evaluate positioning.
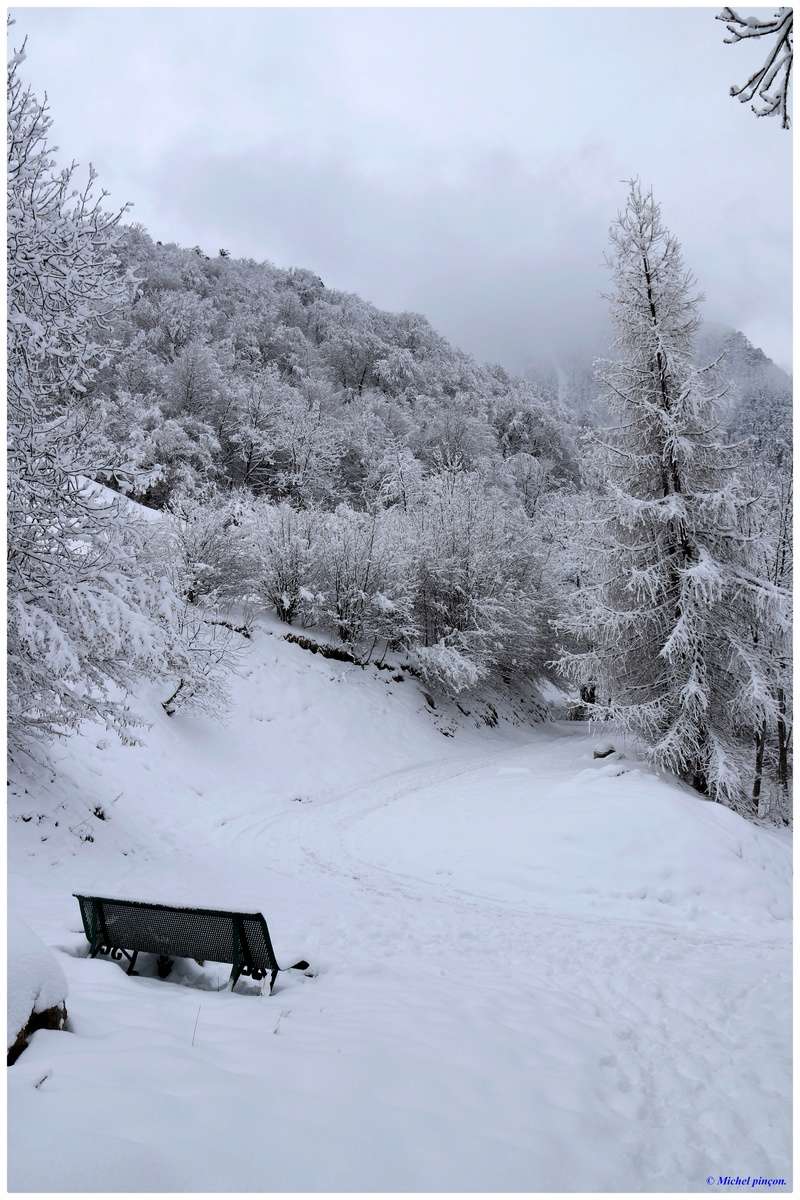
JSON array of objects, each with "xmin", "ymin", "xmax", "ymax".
[{"xmin": 12, "ymin": 6, "xmax": 792, "ymax": 374}]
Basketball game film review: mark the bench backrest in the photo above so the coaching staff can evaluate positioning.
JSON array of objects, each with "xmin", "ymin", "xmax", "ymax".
[{"xmin": 74, "ymin": 894, "xmax": 278, "ymax": 971}]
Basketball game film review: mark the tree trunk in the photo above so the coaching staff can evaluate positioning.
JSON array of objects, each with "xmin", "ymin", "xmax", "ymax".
[
  {"xmin": 752, "ymin": 719, "xmax": 767, "ymax": 817},
  {"xmin": 569, "ymin": 683, "xmax": 596, "ymax": 721},
  {"xmin": 776, "ymin": 687, "xmax": 790, "ymax": 795}
]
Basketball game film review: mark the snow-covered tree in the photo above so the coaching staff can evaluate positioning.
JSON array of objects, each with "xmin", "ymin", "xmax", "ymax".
[
  {"xmin": 222, "ymin": 366, "xmax": 285, "ymax": 491},
  {"xmin": 738, "ymin": 465, "xmax": 792, "ymax": 818},
  {"xmin": 269, "ymin": 380, "xmax": 342, "ymax": 506},
  {"xmin": 6, "ymin": 39, "xmax": 174, "ymax": 748},
  {"xmin": 167, "ymin": 339, "xmax": 226, "ymax": 423},
  {"xmin": 558, "ymin": 181, "xmax": 789, "ymax": 805}
]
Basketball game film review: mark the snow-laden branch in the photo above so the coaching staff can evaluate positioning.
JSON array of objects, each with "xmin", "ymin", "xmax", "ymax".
[{"xmin": 717, "ymin": 7, "xmax": 793, "ymax": 128}]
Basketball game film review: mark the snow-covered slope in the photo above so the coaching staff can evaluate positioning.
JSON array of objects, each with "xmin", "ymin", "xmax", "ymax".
[{"xmin": 8, "ymin": 620, "xmax": 792, "ymax": 1191}]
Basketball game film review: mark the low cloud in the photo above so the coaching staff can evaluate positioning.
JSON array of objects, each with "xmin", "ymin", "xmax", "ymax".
[{"xmin": 13, "ymin": 6, "xmax": 792, "ymax": 372}]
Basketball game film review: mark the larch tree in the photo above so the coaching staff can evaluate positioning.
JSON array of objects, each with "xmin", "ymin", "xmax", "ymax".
[{"xmin": 559, "ymin": 181, "xmax": 789, "ymax": 806}]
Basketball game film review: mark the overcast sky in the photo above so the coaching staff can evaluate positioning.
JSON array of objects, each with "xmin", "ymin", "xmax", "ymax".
[{"xmin": 12, "ymin": 6, "xmax": 793, "ymax": 373}]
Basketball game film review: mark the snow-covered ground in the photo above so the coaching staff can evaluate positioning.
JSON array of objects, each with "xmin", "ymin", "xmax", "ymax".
[{"xmin": 8, "ymin": 619, "xmax": 792, "ymax": 1191}]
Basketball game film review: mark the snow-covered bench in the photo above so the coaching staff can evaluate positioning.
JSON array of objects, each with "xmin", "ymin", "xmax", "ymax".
[{"xmin": 74, "ymin": 894, "xmax": 309, "ymax": 994}]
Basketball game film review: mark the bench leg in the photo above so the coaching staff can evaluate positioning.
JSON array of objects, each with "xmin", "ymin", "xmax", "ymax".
[
  {"xmin": 269, "ymin": 969, "xmax": 278, "ymax": 995},
  {"xmin": 126, "ymin": 950, "xmax": 139, "ymax": 976},
  {"xmin": 228, "ymin": 965, "xmax": 243, "ymax": 992}
]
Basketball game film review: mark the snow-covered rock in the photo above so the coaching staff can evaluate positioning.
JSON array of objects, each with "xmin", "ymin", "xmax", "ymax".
[
  {"xmin": 592, "ymin": 739, "xmax": 616, "ymax": 759},
  {"xmin": 8, "ymin": 915, "xmax": 68, "ymax": 1063}
]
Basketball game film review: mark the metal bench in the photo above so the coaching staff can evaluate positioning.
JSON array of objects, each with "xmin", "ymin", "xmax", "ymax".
[{"xmin": 74, "ymin": 893, "xmax": 309, "ymax": 994}]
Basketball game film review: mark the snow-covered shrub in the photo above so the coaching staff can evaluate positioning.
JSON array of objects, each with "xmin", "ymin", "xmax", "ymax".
[
  {"xmin": 360, "ymin": 582, "xmax": 419, "ymax": 666},
  {"xmin": 165, "ymin": 484, "xmax": 258, "ymax": 611},
  {"xmin": 406, "ymin": 643, "xmax": 485, "ymax": 695},
  {"xmin": 316, "ymin": 505, "xmax": 390, "ymax": 648},
  {"xmin": 8, "ymin": 482, "xmax": 179, "ymax": 748},
  {"xmin": 315, "ymin": 504, "xmax": 421, "ymax": 659},
  {"xmin": 139, "ymin": 495, "xmax": 250, "ymax": 718},
  {"xmin": 8, "ymin": 916, "xmax": 68, "ymax": 1064},
  {"xmin": 250, "ymin": 500, "xmax": 321, "ymax": 625},
  {"xmin": 158, "ymin": 603, "xmax": 243, "ymax": 718},
  {"xmin": 98, "ymin": 389, "xmax": 220, "ymax": 508},
  {"xmin": 407, "ymin": 469, "xmax": 550, "ymax": 692}
]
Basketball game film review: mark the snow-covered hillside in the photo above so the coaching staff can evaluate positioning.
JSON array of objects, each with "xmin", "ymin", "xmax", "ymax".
[{"xmin": 8, "ymin": 622, "xmax": 792, "ymax": 1191}]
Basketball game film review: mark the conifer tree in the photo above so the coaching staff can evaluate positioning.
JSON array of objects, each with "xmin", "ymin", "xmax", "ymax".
[{"xmin": 559, "ymin": 181, "xmax": 789, "ymax": 804}]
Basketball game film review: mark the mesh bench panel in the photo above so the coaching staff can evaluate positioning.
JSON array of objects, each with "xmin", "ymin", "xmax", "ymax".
[{"xmin": 75, "ymin": 896, "xmax": 277, "ymax": 970}]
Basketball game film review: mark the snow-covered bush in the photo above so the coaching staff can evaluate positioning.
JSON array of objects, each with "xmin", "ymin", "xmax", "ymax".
[
  {"xmin": 98, "ymin": 389, "xmax": 220, "ymax": 508},
  {"xmin": 137, "ymin": 490, "xmax": 251, "ymax": 718},
  {"xmin": 158, "ymin": 602, "xmax": 243, "ymax": 718},
  {"xmin": 315, "ymin": 503, "xmax": 419, "ymax": 659},
  {"xmin": 164, "ymin": 484, "xmax": 258, "ymax": 611},
  {"xmin": 316, "ymin": 505, "xmax": 393, "ymax": 649},
  {"xmin": 406, "ymin": 643, "xmax": 485, "ymax": 694},
  {"xmin": 407, "ymin": 469, "xmax": 550, "ymax": 691},
  {"xmin": 250, "ymin": 500, "xmax": 321, "ymax": 625},
  {"xmin": 7, "ymin": 482, "xmax": 179, "ymax": 748}
]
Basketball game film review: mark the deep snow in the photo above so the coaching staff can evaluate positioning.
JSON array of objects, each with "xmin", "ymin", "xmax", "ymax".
[{"xmin": 7, "ymin": 618, "xmax": 792, "ymax": 1191}]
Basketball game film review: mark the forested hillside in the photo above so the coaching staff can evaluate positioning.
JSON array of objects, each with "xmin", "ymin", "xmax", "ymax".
[
  {"xmin": 86, "ymin": 225, "xmax": 581, "ymax": 702},
  {"xmin": 696, "ymin": 324, "xmax": 792, "ymax": 467},
  {"xmin": 7, "ymin": 42, "xmax": 791, "ymax": 820}
]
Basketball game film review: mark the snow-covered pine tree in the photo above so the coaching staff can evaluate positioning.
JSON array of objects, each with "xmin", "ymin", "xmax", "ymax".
[
  {"xmin": 7, "ymin": 38, "xmax": 175, "ymax": 748},
  {"xmin": 559, "ymin": 180, "xmax": 789, "ymax": 805}
]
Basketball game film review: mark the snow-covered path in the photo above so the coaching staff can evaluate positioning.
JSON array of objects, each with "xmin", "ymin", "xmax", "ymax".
[{"xmin": 8, "ymin": 629, "xmax": 792, "ymax": 1191}]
